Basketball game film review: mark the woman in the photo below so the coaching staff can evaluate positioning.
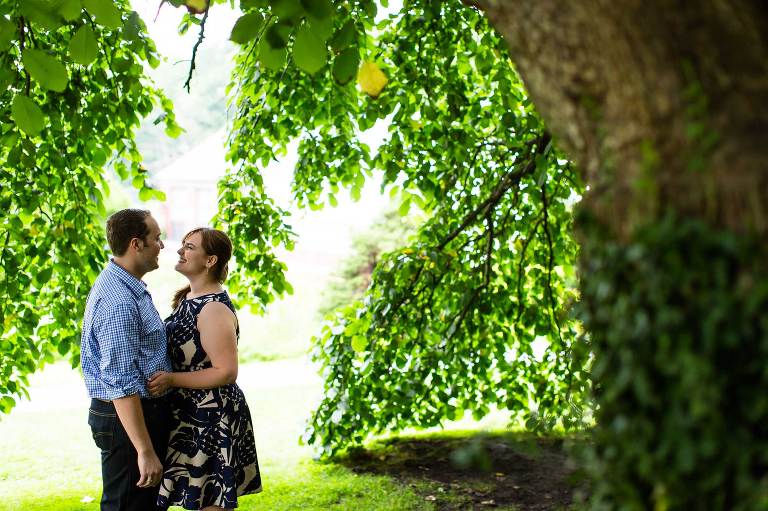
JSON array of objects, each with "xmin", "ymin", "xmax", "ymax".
[{"xmin": 148, "ymin": 227, "xmax": 262, "ymax": 510}]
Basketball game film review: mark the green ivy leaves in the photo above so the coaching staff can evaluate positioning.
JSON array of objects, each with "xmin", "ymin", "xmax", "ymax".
[{"xmin": 579, "ymin": 216, "xmax": 768, "ymax": 508}]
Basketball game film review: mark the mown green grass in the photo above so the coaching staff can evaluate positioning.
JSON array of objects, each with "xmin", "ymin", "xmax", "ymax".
[
  {"xmin": 0, "ymin": 361, "xmax": 439, "ymax": 511},
  {"xmin": 1, "ymin": 463, "xmax": 435, "ymax": 511}
]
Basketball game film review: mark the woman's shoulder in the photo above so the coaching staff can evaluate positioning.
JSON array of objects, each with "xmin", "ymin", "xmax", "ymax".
[{"xmin": 195, "ymin": 291, "xmax": 236, "ymax": 314}]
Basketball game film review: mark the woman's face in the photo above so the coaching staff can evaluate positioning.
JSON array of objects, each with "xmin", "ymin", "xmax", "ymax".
[{"xmin": 175, "ymin": 232, "xmax": 212, "ymax": 277}]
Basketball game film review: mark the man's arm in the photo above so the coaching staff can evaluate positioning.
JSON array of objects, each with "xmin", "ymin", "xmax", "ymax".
[
  {"xmin": 93, "ymin": 302, "xmax": 162, "ymax": 487},
  {"xmin": 148, "ymin": 302, "xmax": 237, "ymax": 394},
  {"xmin": 112, "ymin": 395, "xmax": 163, "ymax": 488}
]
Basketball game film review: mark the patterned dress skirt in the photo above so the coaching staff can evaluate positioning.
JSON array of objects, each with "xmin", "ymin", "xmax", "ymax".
[
  {"xmin": 158, "ymin": 385, "xmax": 262, "ymax": 509},
  {"xmin": 158, "ymin": 292, "xmax": 262, "ymax": 509}
]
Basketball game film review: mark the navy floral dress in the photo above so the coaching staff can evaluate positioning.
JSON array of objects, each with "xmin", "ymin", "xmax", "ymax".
[{"xmin": 158, "ymin": 292, "xmax": 262, "ymax": 510}]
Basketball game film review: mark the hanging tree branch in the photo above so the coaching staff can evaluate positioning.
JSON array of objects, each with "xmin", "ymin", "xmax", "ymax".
[
  {"xmin": 437, "ymin": 132, "xmax": 551, "ymax": 251},
  {"xmin": 444, "ymin": 210, "xmax": 496, "ymax": 340}
]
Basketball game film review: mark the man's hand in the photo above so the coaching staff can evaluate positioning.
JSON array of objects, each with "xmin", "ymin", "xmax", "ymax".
[
  {"xmin": 147, "ymin": 371, "xmax": 174, "ymax": 396},
  {"xmin": 136, "ymin": 449, "xmax": 164, "ymax": 487},
  {"xmin": 112, "ymin": 395, "xmax": 165, "ymax": 488}
]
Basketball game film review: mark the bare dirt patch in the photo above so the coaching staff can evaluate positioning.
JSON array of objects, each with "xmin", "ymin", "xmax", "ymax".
[{"xmin": 340, "ymin": 433, "xmax": 587, "ymax": 510}]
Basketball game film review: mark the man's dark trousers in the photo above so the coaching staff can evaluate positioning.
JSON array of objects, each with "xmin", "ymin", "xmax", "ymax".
[{"xmin": 88, "ymin": 397, "xmax": 170, "ymax": 511}]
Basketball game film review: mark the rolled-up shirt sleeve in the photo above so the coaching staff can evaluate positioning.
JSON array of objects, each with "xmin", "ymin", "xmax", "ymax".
[{"xmin": 92, "ymin": 302, "xmax": 145, "ymax": 399}]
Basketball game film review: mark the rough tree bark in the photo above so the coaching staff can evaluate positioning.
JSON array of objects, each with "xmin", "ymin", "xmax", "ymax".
[
  {"xmin": 476, "ymin": 0, "xmax": 768, "ymax": 238},
  {"xmin": 475, "ymin": 2, "xmax": 768, "ymax": 507}
]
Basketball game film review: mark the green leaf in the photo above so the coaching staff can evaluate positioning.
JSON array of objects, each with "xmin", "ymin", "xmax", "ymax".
[
  {"xmin": 36, "ymin": 267, "xmax": 53, "ymax": 285},
  {"xmin": 333, "ymin": 48, "xmax": 359, "ymax": 85},
  {"xmin": 300, "ymin": 0, "xmax": 333, "ymax": 20},
  {"xmin": 165, "ymin": 123, "xmax": 183, "ymax": 139},
  {"xmin": 265, "ymin": 22, "xmax": 291, "ymax": 49},
  {"xmin": 351, "ymin": 335, "xmax": 367, "ymax": 352},
  {"xmin": 124, "ymin": 11, "xmax": 143, "ymax": 40},
  {"xmin": 230, "ymin": 12, "xmax": 264, "ymax": 44},
  {"xmin": 69, "ymin": 25, "xmax": 98, "ymax": 65},
  {"xmin": 0, "ymin": 396, "xmax": 15, "ymax": 413},
  {"xmin": 0, "ymin": 67, "xmax": 13, "ymax": 91},
  {"xmin": 240, "ymin": 0, "xmax": 268, "ymax": 9},
  {"xmin": 330, "ymin": 20, "xmax": 356, "ymax": 52},
  {"xmin": 138, "ymin": 187, "xmax": 154, "ymax": 201},
  {"xmin": 292, "ymin": 24, "xmax": 326, "ymax": 75},
  {"xmin": 91, "ymin": 147, "xmax": 107, "ymax": 166},
  {"xmin": 22, "ymin": 49, "xmax": 69, "ymax": 92},
  {"xmin": 82, "ymin": 0, "xmax": 122, "ymax": 29},
  {"xmin": 259, "ymin": 38, "xmax": 287, "ymax": 71},
  {"xmin": 272, "ymin": 0, "xmax": 303, "ymax": 20},
  {"xmin": 308, "ymin": 14, "xmax": 333, "ymax": 42},
  {"xmin": 20, "ymin": 1, "xmax": 63, "ymax": 30},
  {"xmin": 59, "ymin": 0, "xmax": 82, "ymax": 21},
  {"xmin": 0, "ymin": 17, "xmax": 15, "ymax": 49},
  {"xmin": 398, "ymin": 198, "xmax": 411, "ymax": 216},
  {"xmin": 11, "ymin": 95, "xmax": 46, "ymax": 136}
]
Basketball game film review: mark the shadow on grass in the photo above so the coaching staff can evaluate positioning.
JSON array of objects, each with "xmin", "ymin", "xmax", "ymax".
[{"xmin": 337, "ymin": 431, "xmax": 589, "ymax": 511}]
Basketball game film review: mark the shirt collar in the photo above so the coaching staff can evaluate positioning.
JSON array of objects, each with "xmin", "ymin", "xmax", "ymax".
[{"xmin": 107, "ymin": 260, "xmax": 148, "ymax": 298}]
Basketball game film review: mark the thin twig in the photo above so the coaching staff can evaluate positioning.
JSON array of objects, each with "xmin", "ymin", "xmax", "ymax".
[
  {"xmin": 154, "ymin": 0, "xmax": 167, "ymax": 22},
  {"xmin": 184, "ymin": 9, "xmax": 209, "ymax": 93},
  {"xmin": 541, "ymin": 183, "xmax": 563, "ymax": 345},
  {"xmin": 19, "ymin": 17, "xmax": 30, "ymax": 95},
  {"xmin": 515, "ymin": 216, "xmax": 544, "ymax": 322}
]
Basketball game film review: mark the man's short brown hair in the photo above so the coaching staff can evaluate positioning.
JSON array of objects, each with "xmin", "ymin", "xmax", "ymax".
[{"xmin": 106, "ymin": 209, "xmax": 151, "ymax": 256}]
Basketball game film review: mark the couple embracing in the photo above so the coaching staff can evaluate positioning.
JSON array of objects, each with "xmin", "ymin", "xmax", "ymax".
[{"xmin": 80, "ymin": 209, "xmax": 262, "ymax": 511}]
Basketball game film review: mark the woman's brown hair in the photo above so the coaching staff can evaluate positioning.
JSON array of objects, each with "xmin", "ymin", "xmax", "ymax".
[{"xmin": 171, "ymin": 228, "xmax": 233, "ymax": 310}]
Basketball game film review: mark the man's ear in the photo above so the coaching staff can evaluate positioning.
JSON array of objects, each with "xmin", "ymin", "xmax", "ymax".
[{"xmin": 130, "ymin": 237, "xmax": 143, "ymax": 252}]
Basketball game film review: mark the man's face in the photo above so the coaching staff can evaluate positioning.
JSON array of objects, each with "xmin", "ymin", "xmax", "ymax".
[{"xmin": 137, "ymin": 215, "xmax": 164, "ymax": 272}]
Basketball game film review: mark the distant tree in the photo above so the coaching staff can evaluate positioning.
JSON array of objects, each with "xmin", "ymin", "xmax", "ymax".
[{"xmin": 317, "ymin": 209, "xmax": 417, "ymax": 318}]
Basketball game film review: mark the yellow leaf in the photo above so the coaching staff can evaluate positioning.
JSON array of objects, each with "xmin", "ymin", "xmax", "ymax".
[
  {"xmin": 184, "ymin": 0, "xmax": 207, "ymax": 14},
  {"xmin": 357, "ymin": 61, "xmax": 388, "ymax": 98}
]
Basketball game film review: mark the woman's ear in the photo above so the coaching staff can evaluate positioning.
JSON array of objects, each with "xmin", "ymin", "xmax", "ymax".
[{"xmin": 207, "ymin": 254, "xmax": 218, "ymax": 269}]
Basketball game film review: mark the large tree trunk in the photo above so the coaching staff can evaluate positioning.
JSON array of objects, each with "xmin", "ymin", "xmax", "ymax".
[
  {"xmin": 476, "ymin": 1, "xmax": 768, "ymax": 508},
  {"xmin": 477, "ymin": 0, "xmax": 768, "ymax": 238}
]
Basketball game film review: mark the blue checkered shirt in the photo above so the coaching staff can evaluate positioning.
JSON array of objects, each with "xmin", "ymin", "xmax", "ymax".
[{"xmin": 80, "ymin": 260, "xmax": 171, "ymax": 400}]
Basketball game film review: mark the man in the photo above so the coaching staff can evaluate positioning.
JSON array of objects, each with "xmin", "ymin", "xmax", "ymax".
[{"xmin": 81, "ymin": 209, "xmax": 171, "ymax": 511}]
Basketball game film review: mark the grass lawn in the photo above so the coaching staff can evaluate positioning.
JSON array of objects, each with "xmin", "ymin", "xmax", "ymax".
[
  {"xmin": 0, "ymin": 252, "xmax": 580, "ymax": 510},
  {"xmin": 0, "ymin": 359, "xmax": 581, "ymax": 511},
  {"xmin": 0, "ymin": 361, "xmax": 437, "ymax": 511}
]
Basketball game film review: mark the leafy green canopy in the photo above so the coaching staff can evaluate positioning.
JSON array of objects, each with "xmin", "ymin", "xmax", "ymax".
[
  {"xmin": 220, "ymin": 0, "xmax": 589, "ymax": 455},
  {"xmin": 0, "ymin": 0, "xmax": 589, "ymax": 454},
  {"xmin": 0, "ymin": 0, "xmax": 179, "ymax": 411}
]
